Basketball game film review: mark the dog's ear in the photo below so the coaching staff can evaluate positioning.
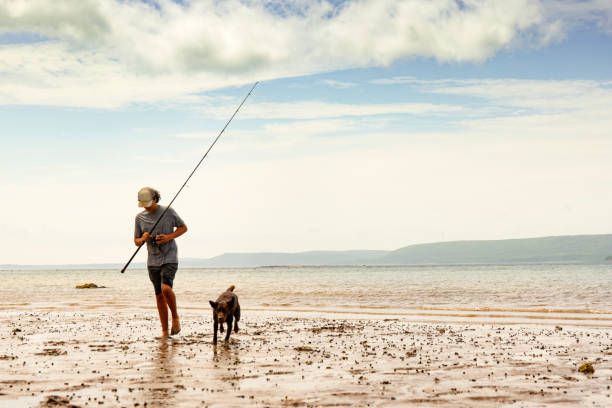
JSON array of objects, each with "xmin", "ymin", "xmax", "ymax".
[{"xmin": 209, "ymin": 301, "xmax": 217, "ymax": 309}]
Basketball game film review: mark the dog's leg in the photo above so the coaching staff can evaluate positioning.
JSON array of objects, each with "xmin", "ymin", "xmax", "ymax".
[
  {"xmin": 225, "ymin": 316, "xmax": 233, "ymax": 342},
  {"xmin": 234, "ymin": 304, "xmax": 240, "ymax": 332},
  {"xmin": 213, "ymin": 317, "xmax": 218, "ymax": 345}
]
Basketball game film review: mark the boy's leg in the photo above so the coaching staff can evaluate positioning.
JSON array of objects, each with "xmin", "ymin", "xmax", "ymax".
[
  {"xmin": 160, "ymin": 263, "xmax": 180, "ymax": 334},
  {"xmin": 161, "ymin": 284, "xmax": 178, "ymax": 318},
  {"xmin": 149, "ymin": 266, "xmax": 169, "ymax": 337},
  {"xmin": 162, "ymin": 284, "xmax": 180, "ymax": 334},
  {"xmin": 155, "ymin": 293, "xmax": 169, "ymax": 336}
]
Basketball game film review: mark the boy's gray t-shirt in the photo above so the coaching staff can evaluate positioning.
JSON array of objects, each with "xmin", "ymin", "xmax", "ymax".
[{"xmin": 134, "ymin": 206, "xmax": 185, "ymax": 267}]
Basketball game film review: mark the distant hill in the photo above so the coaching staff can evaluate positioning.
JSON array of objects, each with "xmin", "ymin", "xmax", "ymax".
[
  {"xmin": 182, "ymin": 250, "xmax": 388, "ymax": 267},
  {"xmin": 375, "ymin": 234, "xmax": 612, "ymax": 265},
  {"xmin": 180, "ymin": 234, "xmax": 612, "ymax": 267},
  {"xmin": 3, "ymin": 234, "xmax": 612, "ymax": 269}
]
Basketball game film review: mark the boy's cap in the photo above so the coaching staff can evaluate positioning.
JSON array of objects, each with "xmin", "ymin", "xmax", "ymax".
[{"xmin": 138, "ymin": 187, "xmax": 155, "ymax": 207}]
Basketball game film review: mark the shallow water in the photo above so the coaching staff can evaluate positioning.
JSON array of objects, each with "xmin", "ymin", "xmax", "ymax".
[{"xmin": 2, "ymin": 264, "xmax": 612, "ymax": 325}]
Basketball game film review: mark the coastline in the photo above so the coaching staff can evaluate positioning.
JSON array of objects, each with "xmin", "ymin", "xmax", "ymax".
[
  {"xmin": 3, "ymin": 301, "xmax": 612, "ymax": 328},
  {"xmin": 1, "ymin": 309, "xmax": 610, "ymax": 407}
]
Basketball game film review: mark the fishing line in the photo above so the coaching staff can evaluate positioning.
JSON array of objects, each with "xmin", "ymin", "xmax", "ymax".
[{"xmin": 121, "ymin": 81, "xmax": 259, "ymax": 273}]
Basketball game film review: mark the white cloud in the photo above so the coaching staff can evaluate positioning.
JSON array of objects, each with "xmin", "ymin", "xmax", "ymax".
[
  {"xmin": 543, "ymin": 0, "xmax": 612, "ymax": 35},
  {"xmin": 201, "ymin": 100, "xmax": 464, "ymax": 120},
  {"xmin": 373, "ymin": 77, "xmax": 612, "ymax": 114},
  {"xmin": 175, "ymin": 118, "xmax": 359, "ymax": 138},
  {"xmin": 263, "ymin": 119, "xmax": 358, "ymax": 136},
  {"xmin": 170, "ymin": 118, "xmax": 396, "ymax": 159},
  {"xmin": 173, "ymin": 131, "xmax": 214, "ymax": 139},
  {"xmin": 319, "ymin": 79, "xmax": 357, "ymax": 89},
  {"xmin": 175, "ymin": 78, "xmax": 612, "ymax": 162},
  {"xmin": 0, "ymin": 0, "xmax": 564, "ymax": 107}
]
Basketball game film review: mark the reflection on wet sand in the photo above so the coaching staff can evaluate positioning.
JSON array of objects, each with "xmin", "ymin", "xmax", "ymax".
[
  {"xmin": 212, "ymin": 340, "xmax": 243, "ymax": 388},
  {"xmin": 141, "ymin": 339, "xmax": 178, "ymax": 407}
]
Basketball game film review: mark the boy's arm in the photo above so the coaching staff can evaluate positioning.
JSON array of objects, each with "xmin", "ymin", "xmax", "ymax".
[
  {"xmin": 134, "ymin": 218, "xmax": 145, "ymax": 247},
  {"xmin": 172, "ymin": 224, "xmax": 188, "ymax": 240}
]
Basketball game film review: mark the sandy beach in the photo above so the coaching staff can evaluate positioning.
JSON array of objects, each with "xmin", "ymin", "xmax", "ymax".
[{"xmin": 1, "ymin": 308, "xmax": 610, "ymax": 407}]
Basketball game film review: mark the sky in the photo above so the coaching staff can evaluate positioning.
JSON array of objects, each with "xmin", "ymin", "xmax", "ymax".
[{"xmin": 1, "ymin": 0, "xmax": 612, "ymax": 265}]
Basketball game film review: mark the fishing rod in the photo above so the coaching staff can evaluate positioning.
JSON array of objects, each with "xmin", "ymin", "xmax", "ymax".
[{"xmin": 121, "ymin": 81, "xmax": 259, "ymax": 273}]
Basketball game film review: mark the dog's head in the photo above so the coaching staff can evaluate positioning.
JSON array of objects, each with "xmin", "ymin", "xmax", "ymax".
[{"xmin": 209, "ymin": 298, "xmax": 234, "ymax": 323}]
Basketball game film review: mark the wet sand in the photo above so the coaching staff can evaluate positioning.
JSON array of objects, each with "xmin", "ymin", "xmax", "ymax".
[{"xmin": 1, "ymin": 310, "xmax": 611, "ymax": 407}]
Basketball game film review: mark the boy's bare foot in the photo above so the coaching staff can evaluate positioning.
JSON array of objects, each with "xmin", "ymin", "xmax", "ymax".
[
  {"xmin": 171, "ymin": 317, "xmax": 181, "ymax": 335},
  {"xmin": 156, "ymin": 331, "xmax": 171, "ymax": 339}
]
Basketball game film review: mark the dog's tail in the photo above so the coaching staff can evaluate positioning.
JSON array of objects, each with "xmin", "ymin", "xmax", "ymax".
[{"xmin": 227, "ymin": 285, "xmax": 235, "ymax": 292}]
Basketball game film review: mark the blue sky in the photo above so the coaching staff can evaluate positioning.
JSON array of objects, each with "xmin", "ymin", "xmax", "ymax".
[{"xmin": 1, "ymin": 0, "xmax": 612, "ymax": 264}]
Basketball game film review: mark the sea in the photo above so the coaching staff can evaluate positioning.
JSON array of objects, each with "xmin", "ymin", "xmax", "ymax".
[{"xmin": 2, "ymin": 264, "xmax": 612, "ymax": 326}]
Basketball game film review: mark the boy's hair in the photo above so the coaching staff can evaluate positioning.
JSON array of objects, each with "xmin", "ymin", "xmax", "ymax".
[{"xmin": 150, "ymin": 188, "xmax": 161, "ymax": 203}]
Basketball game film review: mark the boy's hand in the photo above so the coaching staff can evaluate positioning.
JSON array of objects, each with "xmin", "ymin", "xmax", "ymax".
[
  {"xmin": 134, "ymin": 232, "xmax": 153, "ymax": 247},
  {"xmin": 155, "ymin": 234, "xmax": 172, "ymax": 245}
]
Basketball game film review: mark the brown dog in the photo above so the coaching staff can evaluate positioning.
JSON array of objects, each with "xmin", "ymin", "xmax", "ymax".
[{"xmin": 209, "ymin": 285, "xmax": 240, "ymax": 345}]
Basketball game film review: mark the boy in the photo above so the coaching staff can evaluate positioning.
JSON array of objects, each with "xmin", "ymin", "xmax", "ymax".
[{"xmin": 134, "ymin": 187, "xmax": 187, "ymax": 338}]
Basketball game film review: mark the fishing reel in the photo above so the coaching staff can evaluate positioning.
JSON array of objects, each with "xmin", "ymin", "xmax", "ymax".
[{"xmin": 149, "ymin": 235, "xmax": 161, "ymax": 248}]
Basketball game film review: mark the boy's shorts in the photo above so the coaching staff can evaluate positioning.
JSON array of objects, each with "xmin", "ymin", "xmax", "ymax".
[{"xmin": 147, "ymin": 263, "xmax": 178, "ymax": 295}]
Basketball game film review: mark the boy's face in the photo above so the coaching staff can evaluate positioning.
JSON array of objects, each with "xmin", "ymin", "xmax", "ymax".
[{"xmin": 144, "ymin": 202, "xmax": 158, "ymax": 213}]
